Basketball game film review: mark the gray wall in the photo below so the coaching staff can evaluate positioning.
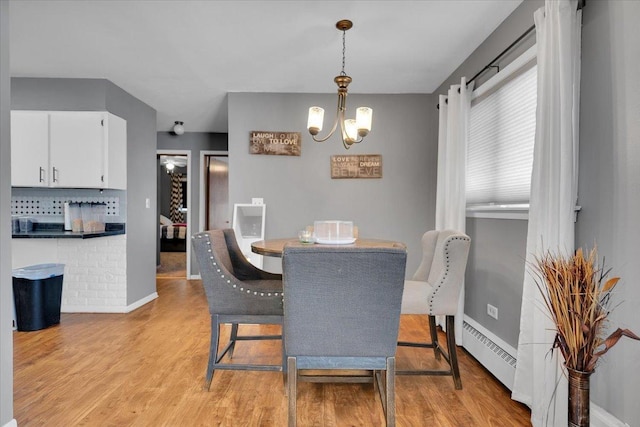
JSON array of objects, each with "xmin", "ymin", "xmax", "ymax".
[
  {"xmin": 157, "ymin": 131, "xmax": 227, "ymax": 274},
  {"xmin": 228, "ymin": 92, "xmax": 437, "ymax": 275},
  {"xmin": 11, "ymin": 77, "xmax": 107, "ymax": 110},
  {"xmin": 0, "ymin": 1, "xmax": 14, "ymax": 424},
  {"xmin": 436, "ymin": 0, "xmax": 543, "ymax": 350},
  {"xmin": 105, "ymin": 81, "xmax": 158, "ymax": 306},
  {"xmin": 11, "ymin": 77, "xmax": 158, "ymax": 307},
  {"xmin": 465, "ymin": 217, "xmax": 527, "ymax": 346},
  {"xmin": 577, "ymin": 1, "xmax": 640, "ymax": 423}
]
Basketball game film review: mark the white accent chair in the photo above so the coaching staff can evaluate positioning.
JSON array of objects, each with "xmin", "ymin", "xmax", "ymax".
[{"xmin": 398, "ymin": 230, "xmax": 471, "ymax": 389}]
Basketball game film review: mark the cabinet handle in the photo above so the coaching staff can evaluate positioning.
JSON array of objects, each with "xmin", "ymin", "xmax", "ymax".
[
  {"xmin": 39, "ymin": 167, "xmax": 45, "ymax": 183},
  {"xmin": 52, "ymin": 167, "xmax": 58, "ymax": 183}
]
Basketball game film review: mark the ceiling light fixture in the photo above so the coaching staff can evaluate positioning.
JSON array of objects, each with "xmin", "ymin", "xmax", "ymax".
[
  {"xmin": 173, "ymin": 121, "xmax": 185, "ymax": 135},
  {"xmin": 307, "ymin": 20, "xmax": 372, "ymax": 150}
]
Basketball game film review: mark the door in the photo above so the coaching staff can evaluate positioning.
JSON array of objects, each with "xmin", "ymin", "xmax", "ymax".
[
  {"xmin": 205, "ymin": 156, "xmax": 229, "ymax": 230},
  {"xmin": 157, "ymin": 153, "xmax": 189, "ymax": 278}
]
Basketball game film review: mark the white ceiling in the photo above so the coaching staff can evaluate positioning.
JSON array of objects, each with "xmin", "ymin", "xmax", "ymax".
[{"xmin": 9, "ymin": 0, "xmax": 522, "ymax": 133}]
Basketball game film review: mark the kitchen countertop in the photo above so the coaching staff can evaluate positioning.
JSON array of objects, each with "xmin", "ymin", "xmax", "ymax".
[{"xmin": 12, "ymin": 223, "xmax": 126, "ymax": 239}]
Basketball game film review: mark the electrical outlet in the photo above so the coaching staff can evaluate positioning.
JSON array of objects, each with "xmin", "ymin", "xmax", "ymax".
[{"xmin": 487, "ymin": 304, "xmax": 498, "ymax": 320}]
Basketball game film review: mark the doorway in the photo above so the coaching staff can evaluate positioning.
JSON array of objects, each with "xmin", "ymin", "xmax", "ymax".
[
  {"xmin": 203, "ymin": 154, "xmax": 229, "ymax": 230},
  {"xmin": 157, "ymin": 150, "xmax": 191, "ymax": 278}
]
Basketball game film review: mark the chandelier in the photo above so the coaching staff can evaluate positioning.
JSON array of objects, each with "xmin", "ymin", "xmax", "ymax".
[{"xmin": 307, "ymin": 20, "xmax": 372, "ymax": 150}]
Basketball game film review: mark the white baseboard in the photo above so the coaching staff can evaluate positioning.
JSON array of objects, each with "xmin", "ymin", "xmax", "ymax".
[
  {"xmin": 2, "ymin": 419, "xmax": 17, "ymax": 427},
  {"xmin": 591, "ymin": 404, "xmax": 630, "ymax": 427},
  {"xmin": 62, "ymin": 305, "xmax": 129, "ymax": 313},
  {"xmin": 462, "ymin": 315, "xmax": 517, "ymax": 390},
  {"xmin": 125, "ymin": 292, "xmax": 159, "ymax": 312},
  {"xmin": 61, "ymin": 292, "xmax": 158, "ymax": 314}
]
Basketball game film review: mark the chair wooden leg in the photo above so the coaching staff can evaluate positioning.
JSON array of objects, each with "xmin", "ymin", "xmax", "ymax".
[
  {"xmin": 287, "ymin": 356, "xmax": 297, "ymax": 427},
  {"xmin": 282, "ymin": 331, "xmax": 288, "ymax": 392},
  {"xmin": 446, "ymin": 315, "xmax": 462, "ymax": 390},
  {"xmin": 386, "ymin": 357, "xmax": 396, "ymax": 427},
  {"xmin": 228, "ymin": 323, "xmax": 239, "ymax": 359},
  {"xmin": 204, "ymin": 315, "xmax": 221, "ymax": 391},
  {"xmin": 397, "ymin": 315, "xmax": 463, "ymax": 390},
  {"xmin": 428, "ymin": 315, "xmax": 441, "ymax": 360}
]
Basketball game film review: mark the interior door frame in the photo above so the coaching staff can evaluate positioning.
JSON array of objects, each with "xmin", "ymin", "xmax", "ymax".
[
  {"xmin": 157, "ymin": 149, "xmax": 192, "ymax": 278},
  {"xmin": 199, "ymin": 150, "xmax": 228, "ymax": 228}
]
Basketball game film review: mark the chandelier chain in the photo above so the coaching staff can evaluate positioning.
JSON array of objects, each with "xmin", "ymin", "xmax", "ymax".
[{"xmin": 341, "ymin": 28, "xmax": 347, "ymax": 76}]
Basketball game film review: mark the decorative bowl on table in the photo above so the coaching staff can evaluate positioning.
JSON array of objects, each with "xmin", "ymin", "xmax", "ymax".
[{"xmin": 313, "ymin": 220, "xmax": 356, "ymax": 245}]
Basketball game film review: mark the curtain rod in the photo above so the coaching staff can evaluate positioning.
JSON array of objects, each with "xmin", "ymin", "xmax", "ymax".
[
  {"xmin": 467, "ymin": 0, "xmax": 586, "ymax": 87},
  {"xmin": 466, "ymin": 24, "xmax": 535, "ymax": 87},
  {"xmin": 437, "ymin": 0, "xmax": 585, "ymax": 109}
]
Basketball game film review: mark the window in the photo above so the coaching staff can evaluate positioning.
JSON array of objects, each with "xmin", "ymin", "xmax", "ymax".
[{"xmin": 466, "ymin": 46, "xmax": 537, "ymax": 219}]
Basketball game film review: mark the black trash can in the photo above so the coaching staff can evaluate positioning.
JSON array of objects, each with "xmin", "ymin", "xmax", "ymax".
[{"xmin": 12, "ymin": 263, "xmax": 65, "ymax": 331}]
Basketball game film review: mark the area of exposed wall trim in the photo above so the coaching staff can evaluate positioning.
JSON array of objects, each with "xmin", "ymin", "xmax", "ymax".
[{"xmin": 463, "ymin": 315, "xmax": 517, "ymax": 389}]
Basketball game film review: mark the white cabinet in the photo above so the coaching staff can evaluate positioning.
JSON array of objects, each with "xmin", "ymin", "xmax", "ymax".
[
  {"xmin": 10, "ymin": 111, "xmax": 49, "ymax": 187},
  {"xmin": 10, "ymin": 111, "xmax": 127, "ymax": 189},
  {"xmin": 232, "ymin": 203, "xmax": 266, "ymax": 268},
  {"xmin": 49, "ymin": 112, "xmax": 106, "ymax": 188}
]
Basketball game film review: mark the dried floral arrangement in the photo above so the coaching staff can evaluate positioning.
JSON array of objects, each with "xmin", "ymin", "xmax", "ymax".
[{"xmin": 533, "ymin": 247, "xmax": 639, "ymax": 372}]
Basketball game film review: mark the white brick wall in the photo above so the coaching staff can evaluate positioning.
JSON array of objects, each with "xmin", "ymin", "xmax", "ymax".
[{"xmin": 57, "ymin": 235, "xmax": 127, "ymax": 312}]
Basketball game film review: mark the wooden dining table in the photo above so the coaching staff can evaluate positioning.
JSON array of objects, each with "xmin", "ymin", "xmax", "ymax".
[{"xmin": 251, "ymin": 238, "xmax": 406, "ymax": 258}]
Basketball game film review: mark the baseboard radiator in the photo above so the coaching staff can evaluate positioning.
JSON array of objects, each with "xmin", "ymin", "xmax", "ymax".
[
  {"xmin": 462, "ymin": 316, "xmax": 517, "ymax": 390},
  {"xmin": 462, "ymin": 316, "xmax": 629, "ymax": 427}
]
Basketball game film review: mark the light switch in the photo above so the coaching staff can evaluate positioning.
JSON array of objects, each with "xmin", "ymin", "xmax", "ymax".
[{"xmin": 145, "ymin": 198, "xmax": 151, "ymax": 209}]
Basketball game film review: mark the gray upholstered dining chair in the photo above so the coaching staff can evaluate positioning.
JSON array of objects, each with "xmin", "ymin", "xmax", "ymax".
[
  {"xmin": 282, "ymin": 243, "xmax": 407, "ymax": 427},
  {"xmin": 191, "ymin": 228, "xmax": 284, "ymax": 391},
  {"xmin": 397, "ymin": 229, "xmax": 471, "ymax": 389}
]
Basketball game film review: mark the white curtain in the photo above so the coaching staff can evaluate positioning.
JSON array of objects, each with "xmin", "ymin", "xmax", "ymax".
[
  {"xmin": 435, "ymin": 77, "xmax": 473, "ymax": 344},
  {"xmin": 512, "ymin": 1, "xmax": 581, "ymax": 426}
]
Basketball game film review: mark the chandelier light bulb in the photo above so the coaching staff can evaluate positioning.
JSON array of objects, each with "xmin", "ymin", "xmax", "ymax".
[
  {"xmin": 307, "ymin": 107, "xmax": 325, "ymax": 135},
  {"xmin": 344, "ymin": 119, "xmax": 358, "ymax": 142},
  {"xmin": 355, "ymin": 107, "xmax": 372, "ymax": 137}
]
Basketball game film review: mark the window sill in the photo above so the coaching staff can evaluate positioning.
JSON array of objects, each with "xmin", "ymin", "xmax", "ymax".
[
  {"xmin": 466, "ymin": 204, "xmax": 529, "ymax": 220},
  {"xmin": 466, "ymin": 204, "xmax": 581, "ymax": 221}
]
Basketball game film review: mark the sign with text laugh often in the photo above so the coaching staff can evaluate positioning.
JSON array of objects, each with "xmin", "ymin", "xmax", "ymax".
[
  {"xmin": 330, "ymin": 154, "xmax": 382, "ymax": 179},
  {"xmin": 250, "ymin": 131, "xmax": 301, "ymax": 156}
]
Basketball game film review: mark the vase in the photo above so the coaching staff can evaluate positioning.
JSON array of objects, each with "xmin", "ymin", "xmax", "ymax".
[{"xmin": 568, "ymin": 368, "xmax": 591, "ymax": 427}]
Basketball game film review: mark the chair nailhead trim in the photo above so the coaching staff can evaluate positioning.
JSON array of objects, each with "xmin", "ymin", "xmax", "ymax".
[
  {"xmin": 198, "ymin": 233, "xmax": 283, "ymax": 300},
  {"xmin": 428, "ymin": 234, "xmax": 470, "ymax": 315}
]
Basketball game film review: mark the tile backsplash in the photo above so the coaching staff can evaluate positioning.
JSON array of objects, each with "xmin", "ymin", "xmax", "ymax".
[{"xmin": 11, "ymin": 188, "xmax": 126, "ymax": 223}]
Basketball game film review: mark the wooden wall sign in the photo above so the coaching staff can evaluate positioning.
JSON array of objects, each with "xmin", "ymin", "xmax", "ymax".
[
  {"xmin": 250, "ymin": 131, "xmax": 301, "ymax": 156},
  {"xmin": 331, "ymin": 154, "xmax": 383, "ymax": 179}
]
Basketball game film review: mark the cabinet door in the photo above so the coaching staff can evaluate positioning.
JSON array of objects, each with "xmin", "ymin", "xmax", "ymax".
[
  {"xmin": 49, "ymin": 112, "xmax": 105, "ymax": 188},
  {"xmin": 11, "ymin": 111, "xmax": 50, "ymax": 187},
  {"xmin": 104, "ymin": 113, "xmax": 127, "ymax": 190}
]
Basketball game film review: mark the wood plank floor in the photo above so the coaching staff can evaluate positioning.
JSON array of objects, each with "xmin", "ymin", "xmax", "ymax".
[{"xmin": 14, "ymin": 277, "xmax": 531, "ymax": 426}]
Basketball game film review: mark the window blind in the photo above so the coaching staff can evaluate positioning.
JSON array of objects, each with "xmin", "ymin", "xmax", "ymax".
[{"xmin": 466, "ymin": 64, "xmax": 537, "ymax": 206}]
